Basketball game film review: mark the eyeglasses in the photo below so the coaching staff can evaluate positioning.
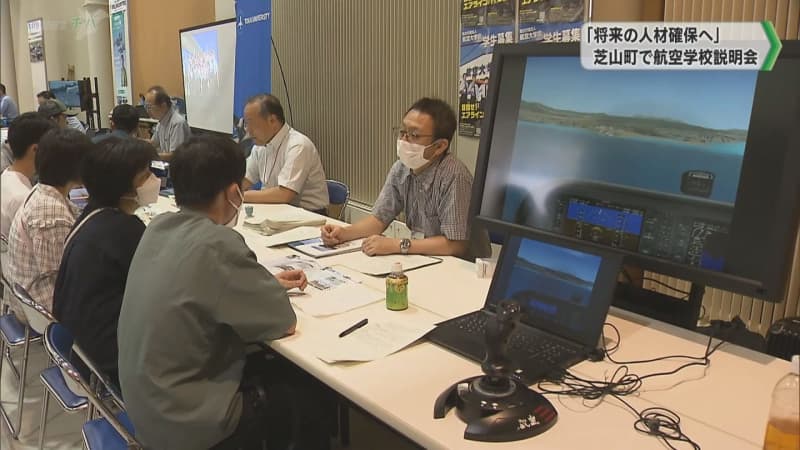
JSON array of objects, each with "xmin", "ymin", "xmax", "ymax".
[{"xmin": 394, "ymin": 127, "xmax": 434, "ymax": 142}]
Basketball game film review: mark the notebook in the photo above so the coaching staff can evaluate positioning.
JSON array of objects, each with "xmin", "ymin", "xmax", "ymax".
[{"xmin": 426, "ymin": 231, "xmax": 622, "ymax": 385}]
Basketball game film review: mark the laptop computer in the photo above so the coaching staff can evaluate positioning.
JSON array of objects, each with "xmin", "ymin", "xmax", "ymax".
[{"xmin": 427, "ymin": 232, "xmax": 622, "ymax": 385}]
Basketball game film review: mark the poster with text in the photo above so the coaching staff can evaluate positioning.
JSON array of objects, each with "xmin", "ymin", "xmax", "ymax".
[
  {"xmin": 109, "ymin": 0, "xmax": 132, "ymax": 105},
  {"xmin": 518, "ymin": 0, "xmax": 584, "ymax": 43},
  {"xmin": 459, "ymin": 0, "xmax": 516, "ymax": 137}
]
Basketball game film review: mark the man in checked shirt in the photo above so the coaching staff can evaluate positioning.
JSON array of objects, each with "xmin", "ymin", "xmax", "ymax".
[
  {"xmin": 7, "ymin": 129, "xmax": 91, "ymax": 314},
  {"xmin": 322, "ymin": 97, "xmax": 490, "ymax": 259}
]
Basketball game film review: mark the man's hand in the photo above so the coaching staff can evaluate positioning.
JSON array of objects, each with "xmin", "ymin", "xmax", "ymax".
[
  {"xmin": 321, "ymin": 224, "xmax": 345, "ymax": 246},
  {"xmin": 361, "ymin": 235, "xmax": 399, "ymax": 256},
  {"xmin": 275, "ymin": 269, "xmax": 308, "ymax": 291}
]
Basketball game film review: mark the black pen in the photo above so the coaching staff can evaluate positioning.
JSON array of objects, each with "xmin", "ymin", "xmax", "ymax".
[{"xmin": 338, "ymin": 318, "xmax": 368, "ymax": 338}]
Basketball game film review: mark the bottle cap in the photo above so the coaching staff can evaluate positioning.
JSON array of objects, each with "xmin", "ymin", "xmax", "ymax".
[
  {"xmin": 792, "ymin": 355, "xmax": 799, "ymax": 375},
  {"xmin": 392, "ymin": 262, "xmax": 402, "ymax": 273}
]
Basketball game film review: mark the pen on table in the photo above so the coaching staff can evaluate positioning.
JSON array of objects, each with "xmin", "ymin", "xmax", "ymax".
[{"xmin": 338, "ymin": 318, "xmax": 368, "ymax": 338}]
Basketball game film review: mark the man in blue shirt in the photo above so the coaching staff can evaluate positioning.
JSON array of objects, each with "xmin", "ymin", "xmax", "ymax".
[{"xmin": 0, "ymin": 83, "xmax": 19, "ymax": 121}]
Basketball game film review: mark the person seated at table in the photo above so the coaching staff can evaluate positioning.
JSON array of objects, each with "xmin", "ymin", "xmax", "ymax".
[
  {"xmin": 7, "ymin": 129, "xmax": 91, "ymax": 314},
  {"xmin": 145, "ymin": 85, "xmax": 191, "ymax": 159},
  {"xmin": 36, "ymin": 90, "xmax": 55, "ymax": 106},
  {"xmin": 241, "ymin": 94, "xmax": 329, "ymax": 214},
  {"xmin": 52, "ymin": 137, "xmax": 159, "ymax": 387},
  {"xmin": 322, "ymin": 97, "xmax": 490, "ymax": 259},
  {"xmin": 92, "ymin": 104, "xmax": 140, "ymax": 143},
  {"xmin": 38, "ymin": 98, "xmax": 86, "ymax": 133},
  {"xmin": 2, "ymin": 112, "xmax": 56, "ymax": 238},
  {"xmin": 117, "ymin": 134, "xmax": 333, "ymax": 450}
]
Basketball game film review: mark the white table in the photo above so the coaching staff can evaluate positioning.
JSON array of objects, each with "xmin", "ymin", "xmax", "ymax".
[{"xmin": 149, "ymin": 198, "xmax": 791, "ymax": 449}]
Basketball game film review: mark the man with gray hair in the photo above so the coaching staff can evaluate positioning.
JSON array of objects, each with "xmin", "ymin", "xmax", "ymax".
[
  {"xmin": 241, "ymin": 94, "xmax": 328, "ymax": 214},
  {"xmin": 145, "ymin": 85, "xmax": 191, "ymax": 159}
]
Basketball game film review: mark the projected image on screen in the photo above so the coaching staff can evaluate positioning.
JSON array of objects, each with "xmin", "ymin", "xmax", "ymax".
[
  {"xmin": 182, "ymin": 30, "xmax": 220, "ymax": 96},
  {"xmin": 499, "ymin": 238, "xmax": 601, "ymax": 333},
  {"xmin": 180, "ymin": 21, "xmax": 235, "ymax": 134}
]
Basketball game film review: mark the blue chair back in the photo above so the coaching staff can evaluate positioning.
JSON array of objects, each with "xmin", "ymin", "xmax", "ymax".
[
  {"xmin": 44, "ymin": 322, "xmax": 86, "ymax": 396},
  {"xmin": 327, "ymin": 180, "xmax": 349, "ymax": 205}
]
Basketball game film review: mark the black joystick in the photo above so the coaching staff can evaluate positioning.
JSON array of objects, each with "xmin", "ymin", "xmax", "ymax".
[{"xmin": 433, "ymin": 301, "xmax": 558, "ymax": 442}]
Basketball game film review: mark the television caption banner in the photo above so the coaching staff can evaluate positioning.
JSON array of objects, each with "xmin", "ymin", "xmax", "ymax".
[{"xmin": 580, "ymin": 22, "xmax": 783, "ymax": 71}]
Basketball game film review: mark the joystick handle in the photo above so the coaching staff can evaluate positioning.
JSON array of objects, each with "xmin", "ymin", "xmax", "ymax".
[{"xmin": 482, "ymin": 300, "xmax": 522, "ymax": 379}]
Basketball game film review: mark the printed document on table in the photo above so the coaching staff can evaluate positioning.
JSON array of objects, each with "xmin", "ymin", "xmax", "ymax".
[
  {"xmin": 291, "ymin": 284, "xmax": 384, "ymax": 317},
  {"xmin": 261, "ymin": 226, "xmax": 322, "ymax": 247},
  {"xmin": 336, "ymin": 253, "xmax": 443, "ymax": 276},
  {"xmin": 316, "ymin": 319, "xmax": 436, "ymax": 363}
]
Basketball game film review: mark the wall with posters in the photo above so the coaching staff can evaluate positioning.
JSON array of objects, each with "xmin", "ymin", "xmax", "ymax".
[
  {"xmin": 454, "ymin": 0, "xmax": 666, "ymax": 174},
  {"xmin": 109, "ymin": 0, "xmax": 132, "ymax": 105},
  {"xmin": 7, "ymin": 0, "xmax": 98, "ymax": 113}
]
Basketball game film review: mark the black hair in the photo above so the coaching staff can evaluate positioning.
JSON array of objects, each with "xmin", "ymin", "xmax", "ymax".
[
  {"xmin": 406, "ymin": 97, "xmax": 457, "ymax": 147},
  {"xmin": 35, "ymin": 129, "xmax": 93, "ymax": 187},
  {"xmin": 111, "ymin": 104, "xmax": 139, "ymax": 133},
  {"xmin": 82, "ymin": 137, "xmax": 158, "ymax": 210},
  {"xmin": 147, "ymin": 85, "xmax": 172, "ymax": 107},
  {"xmin": 170, "ymin": 135, "xmax": 245, "ymax": 209},
  {"xmin": 7, "ymin": 112, "xmax": 56, "ymax": 159},
  {"xmin": 246, "ymin": 93, "xmax": 286, "ymax": 124},
  {"xmin": 0, "ymin": 83, "xmax": 5, "ymax": 94},
  {"xmin": 36, "ymin": 90, "xmax": 55, "ymax": 100}
]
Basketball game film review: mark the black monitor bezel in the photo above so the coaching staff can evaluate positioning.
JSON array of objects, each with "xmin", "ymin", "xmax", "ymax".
[
  {"xmin": 469, "ymin": 41, "xmax": 800, "ymax": 301},
  {"xmin": 485, "ymin": 220, "xmax": 623, "ymax": 349}
]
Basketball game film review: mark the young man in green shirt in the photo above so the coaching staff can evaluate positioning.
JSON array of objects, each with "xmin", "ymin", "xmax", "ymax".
[{"xmin": 118, "ymin": 134, "xmax": 331, "ymax": 449}]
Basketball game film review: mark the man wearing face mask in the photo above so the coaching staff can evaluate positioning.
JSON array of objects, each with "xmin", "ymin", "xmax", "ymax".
[
  {"xmin": 117, "ymin": 135, "xmax": 332, "ymax": 450},
  {"xmin": 322, "ymin": 97, "xmax": 490, "ymax": 258},
  {"xmin": 241, "ymin": 94, "xmax": 329, "ymax": 214},
  {"xmin": 53, "ymin": 137, "xmax": 161, "ymax": 387}
]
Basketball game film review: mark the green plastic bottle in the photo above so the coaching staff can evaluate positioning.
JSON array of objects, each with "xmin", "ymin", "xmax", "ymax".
[{"xmin": 386, "ymin": 262, "xmax": 408, "ymax": 311}]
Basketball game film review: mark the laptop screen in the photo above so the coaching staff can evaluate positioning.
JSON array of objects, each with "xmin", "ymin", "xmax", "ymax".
[{"xmin": 487, "ymin": 235, "xmax": 619, "ymax": 348}]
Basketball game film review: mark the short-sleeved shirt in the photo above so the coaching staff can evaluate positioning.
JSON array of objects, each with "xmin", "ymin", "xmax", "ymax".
[
  {"xmin": 118, "ymin": 209, "xmax": 296, "ymax": 450},
  {"xmin": 245, "ymin": 124, "xmax": 329, "ymax": 211},
  {"xmin": 7, "ymin": 184, "xmax": 78, "ymax": 312},
  {"xmin": 151, "ymin": 107, "xmax": 191, "ymax": 152},
  {"xmin": 372, "ymin": 153, "xmax": 474, "ymax": 241},
  {"xmin": 1, "ymin": 169, "xmax": 32, "ymax": 237},
  {"xmin": 53, "ymin": 208, "xmax": 145, "ymax": 385},
  {"xmin": 0, "ymin": 95, "xmax": 19, "ymax": 120}
]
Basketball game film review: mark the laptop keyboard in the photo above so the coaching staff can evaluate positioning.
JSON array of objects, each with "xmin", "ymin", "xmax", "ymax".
[{"xmin": 452, "ymin": 312, "xmax": 578, "ymax": 367}]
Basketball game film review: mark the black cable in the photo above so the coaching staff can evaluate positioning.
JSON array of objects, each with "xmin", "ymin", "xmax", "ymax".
[
  {"xmin": 602, "ymin": 323, "xmax": 725, "ymax": 365},
  {"xmin": 270, "ymin": 36, "xmax": 294, "ymax": 126},
  {"xmin": 537, "ymin": 323, "xmax": 725, "ymax": 449},
  {"xmin": 641, "ymin": 277, "xmax": 691, "ymax": 296}
]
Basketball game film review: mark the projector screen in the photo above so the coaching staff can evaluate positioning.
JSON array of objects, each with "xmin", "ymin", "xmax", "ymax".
[{"xmin": 180, "ymin": 20, "xmax": 236, "ymax": 134}]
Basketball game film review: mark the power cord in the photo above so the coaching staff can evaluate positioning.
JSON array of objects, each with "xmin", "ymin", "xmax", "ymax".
[
  {"xmin": 536, "ymin": 323, "xmax": 724, "ymax": 449},
  {"xmin": 270, "ymin": 36, "xmax": 295, "ymax": 126},
  {"xmin": 621, "ymin": 267, "xmax": 691, "ymax": 300}
]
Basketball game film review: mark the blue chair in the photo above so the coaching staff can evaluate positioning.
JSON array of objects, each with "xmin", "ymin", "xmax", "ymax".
[
  {"xmin": 39, "ymin": 318, "xmax": 89, "ymax": 449},
  {"xmin": 326, "ymin": 179, "xmax": 350, "ymax": 220},
  {"xmin": 0, "ymin": 283, "xmax": 48, "ymax": 440},
  {"xmin": 67, "ymin": 328, "xmax": 140, "ymax": 449}
]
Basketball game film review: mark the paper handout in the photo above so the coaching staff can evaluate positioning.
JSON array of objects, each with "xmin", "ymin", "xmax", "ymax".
[{"xmin": 316, "ymin": 319, "xmax": 436, "ymax": 363}]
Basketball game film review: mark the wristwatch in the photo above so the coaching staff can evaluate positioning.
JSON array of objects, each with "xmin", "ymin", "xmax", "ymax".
[{"xmin": 400, "ymin": 238, "xmax": 411, "ymax": 255}]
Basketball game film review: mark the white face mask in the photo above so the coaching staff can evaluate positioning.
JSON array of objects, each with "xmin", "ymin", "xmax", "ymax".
[
  {"xmin": 396, "ymin": 139, "xmax": 434, "ymax": 170},
  {"xmin": 134, "ymin": 173, "xmax": 161, "ymax": 206},
  {"xmin": 225, "ymin": 186, "xmax": 245, "ymax": 228}
]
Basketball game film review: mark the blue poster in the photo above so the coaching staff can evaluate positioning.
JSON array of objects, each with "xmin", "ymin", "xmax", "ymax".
[{"xmin": 234, "ymin": 0, "xmax": 271, "ymax": 136}]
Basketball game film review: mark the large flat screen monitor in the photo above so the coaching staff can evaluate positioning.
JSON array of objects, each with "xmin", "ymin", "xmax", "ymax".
[
  {"xmin": 179, "ymin": 19, "xmax": 236, "ymax": 134},
  {"xmin": 471, "ymin": 41, "xmax": 800, "ymax": 301},
  {"xmin": 47, "ymin": 80, "xmax": 83, "ymax": 109}
]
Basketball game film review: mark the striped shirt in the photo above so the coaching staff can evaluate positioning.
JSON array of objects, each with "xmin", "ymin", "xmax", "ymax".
[
  {"xmin": 372, "ymin": 153, "xmax": 473, "ymax": 241},
  {"xmin": 7, "ymin": 184, "xmax": 78, "ymax": 312}
]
